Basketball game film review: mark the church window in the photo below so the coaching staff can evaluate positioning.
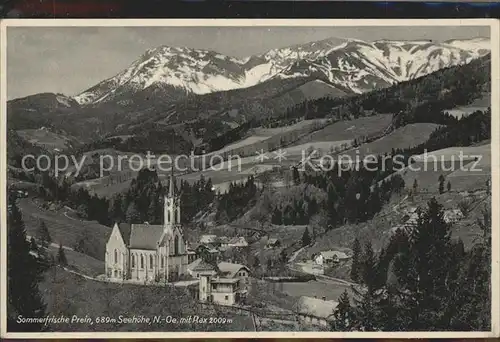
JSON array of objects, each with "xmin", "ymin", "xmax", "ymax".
[
  {"xmin": 132, "ymin": 254, "xmax": 135, "ymax": 268},
  {"xmin": 174, "ymin": 235, "xmax": 179, "ymax": 255},
  {"xmin": 114, "ymin": 249, "xmax": 118, "ymax": 263},
  {"xmin": 140, "ymin": 255, "xmax": 144, "ymax": 269},
  {"xmin": 167, "ymin": 211, "xmax": 171, "ymax": 223},
  {"xmin": 161, "ymin": 255, "xmax": 164, "ymax": 268},
  {"xmin": 177, "ymin": 209, "xmax": 181, "ymax": 224},
  {"xmin": 150, "ymin": 255, "xmax": 154, "ymax": 268}
]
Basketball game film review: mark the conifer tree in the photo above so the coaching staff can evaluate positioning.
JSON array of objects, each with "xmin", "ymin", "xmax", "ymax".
[
  {"xmin": 110, "ymin": 194, "xmax": 124, "ymax": 222},
  {"xmin": 301, "ymin": 227, "xmax": 311, "ymax": 247},
  {"xmin": 394, "ymin": 197, "xmax": 452, "ymax": 330},
  {"xmin": 349, "ymin": 284, "xmax": 380, "ymax": 331},
  {"xmin": 57, "ymin": 243, "xmax": 68, "ymax": 266},
  {"xmin": 7, "ymin": 198, "xmax": 46, "ymax": 332},
  {"xmin": 438, "ymin": 175, "xmax": 445, "ymax": 194},
  {"xmin": 125, "ymin": 202, "xmax": 141, "ymax": 223},
  {"xmin": 292, "ymin": 166, "xmax": 301, "ymax": 185},
  {"xmin": 362, "ymin": 240, "xmax": 377, "ymax": 290},
  {"xmin": 37, "ymin": 219, "xmax": 51, "ymax": 248},
  {"xmin": 29, "ymin": 237, "xmax": 38, "ymax": 252},
  {"xmin": 447, "ymin": 180, "xmax": 451, "ymax": 192},
  {"xmin": 350, "ymin": 238, "xmax": 362, "ymax": 283},
  {"xmin": 331, "ymin": 290, "xmax": 354, "ymax": 331},
  {"xmin": 253, "ymin": 256, "xmax": 261, "ymax": 270}
]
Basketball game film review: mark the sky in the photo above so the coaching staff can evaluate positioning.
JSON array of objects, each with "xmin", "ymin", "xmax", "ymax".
[{"xmin": 6, "ymin": 25, "xmax": 490, "ymax": 100}]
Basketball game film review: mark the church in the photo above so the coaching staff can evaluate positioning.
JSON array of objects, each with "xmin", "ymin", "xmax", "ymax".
[{"xmin": 105, "ymin": 174, "xmax": 189, "ymax": 282}]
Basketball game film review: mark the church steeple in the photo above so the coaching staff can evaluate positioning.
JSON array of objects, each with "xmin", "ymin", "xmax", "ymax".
[
  {"xmin": 168, "ymin": 167, "xmax": 176, "ymax": 198},
  {"xmin": 164, "ymin": 168, "xmax": 181, "ymax": 233}
]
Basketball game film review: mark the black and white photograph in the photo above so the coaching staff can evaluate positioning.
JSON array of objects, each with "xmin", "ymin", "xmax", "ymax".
[{"xmin": 1, "ymin": 19, "xmax": 498, "ymax": 337}]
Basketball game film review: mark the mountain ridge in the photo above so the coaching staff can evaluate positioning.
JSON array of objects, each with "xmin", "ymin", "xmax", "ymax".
[{"xmin": 72, "ymin": 36, "xmax": 490, "ymax": 106}]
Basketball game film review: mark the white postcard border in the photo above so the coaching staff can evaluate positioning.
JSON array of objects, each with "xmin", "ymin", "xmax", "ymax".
[{"xmin": 0, "ymin": 18, "xmax": 499, "ymax": 339}]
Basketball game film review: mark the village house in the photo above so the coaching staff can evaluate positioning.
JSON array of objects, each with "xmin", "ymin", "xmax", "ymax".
[
  {"xmin": 200, "ymin": 234, "xmax": 217, "ymax": 244},
  {"xmin": 188, "ymin": 259, "xmax": 250, "ymax": 289},
  {"xmin": 188, "ymin": 258, "xmax": 217, "ymax": 279},
  {"xmin": 294, "ymin": 296, "xmax": 338, "ymax": 328},
  {"xmin": 194, "ymin": 245, "xmax": 222, "ymax": 264},
  {"xmin": 265, "ymin": 238, "xmax": 281, "ymax": 249},
  {"xmin": 192, "ymin": 260, "xmax": 249, "ymax": 306},
  {"xmin": 391, "ymin": 207, "xmax": 464, "ymax": 235},
  {"xmin": 314, "ymin": 250, "xmax": 350, "ymax": 267},
  {"xmin": 105, "ymin": 174, "xmax": 189, "ymax": 283},
  {"xmin": 221, "ymin": 236, "xmax": 249, "ymax": 248},
  {"xmin": 217, "ymin": 261, "xmax": 251, "ymax": 293}
]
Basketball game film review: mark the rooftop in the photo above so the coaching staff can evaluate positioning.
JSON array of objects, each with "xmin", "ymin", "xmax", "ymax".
[
  {"xmin": 118, "ymin": 223, "xmax": 132, "ymax": 246},
  {"xmin": 320, "ymin": 250, "xmax": 349, "ymax": 260},
  {"xmin": 200, "ymin": 234, "xmax": 217, "ymax": 243},
  {"xmin": 189, "ymin": 258, "xmax": 216, "ymax": 272},
  {"xmin": 217, "ymin": 262, "xmax": 250, "ymax": 278}
]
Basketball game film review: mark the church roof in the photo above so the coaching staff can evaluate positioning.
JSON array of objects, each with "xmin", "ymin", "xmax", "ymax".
[
  {"xmin": 129, "ymin": 224, "xmax": 164, "ymax": 250},
  {"xmin": 118, "ymin": 223, "xmax": 132, "ymax": 246}
]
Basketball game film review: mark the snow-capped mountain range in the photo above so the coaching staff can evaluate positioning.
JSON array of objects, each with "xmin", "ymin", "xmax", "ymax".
[{"xmin": 74, "ymin": 37, "xmax": 490, "ymax": 106}]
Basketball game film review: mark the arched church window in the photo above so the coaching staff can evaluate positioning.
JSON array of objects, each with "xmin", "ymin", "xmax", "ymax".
[
  {"xmin": 132, "ymin": 254, "xmax": 135, "ymax": 268},
  {"xmin": 174, "ymin": 235, "xmax": 179, "ymax": 255},
  {"xmin": 140, "ymin": 254, "xmax": 144, "ymax": 269},
  {"xmin": 177, "ymin": 209, "xmax": 181, "ymax": 224},
  {"xmin": 150, "ymin": 255, "xmax": 154, "ymax": 268},
  {"xmin": 161, "ymin": 255, "xmax": 164, "ymax": 268},
  {"xmin": 114, "ymin": 249, "xmax": 118, "ymax": 263},
  {"xmin": 167, "ymin": 211, "xmax": 171, "ymax": 223}
]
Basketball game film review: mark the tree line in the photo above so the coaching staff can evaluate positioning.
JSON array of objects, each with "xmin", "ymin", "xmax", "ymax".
[{"xmin": 215, "ymin": 176, "xmax": 258, "ymax": 223}]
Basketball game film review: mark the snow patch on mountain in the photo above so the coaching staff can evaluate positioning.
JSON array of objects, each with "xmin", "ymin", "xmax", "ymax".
[
  {"xmin": 73, "ymin": 37, "xmax": 491, "ymax": 105},
  {"xmin": 55, "ymin": 94, "xmax": 74, "ymax": 107}
]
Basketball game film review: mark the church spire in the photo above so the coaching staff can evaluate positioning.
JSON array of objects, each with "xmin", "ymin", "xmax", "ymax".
[
  {"xmin": 169, "ymin": 130, "xmax": 176, "ymax": 198},
  {"xmin": 169, "ymin": 169, "xmax": 176, "ymax": 198}
]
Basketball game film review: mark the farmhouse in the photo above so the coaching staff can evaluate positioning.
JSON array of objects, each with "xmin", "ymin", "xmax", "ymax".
[
  {"xmin": 217, "ymin": 262, "xmax": 250, "ymax": 290},
  {"xmin": 314, "ymin": 250, "xmax": 350, "ymax": 266},
  {"xmin": 105, "ymin": 174, "xmax": 189, "ymax": 282},
  {"xmin": 294, "ymin": 296, "xmax": 338, "ymax": 327}
]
